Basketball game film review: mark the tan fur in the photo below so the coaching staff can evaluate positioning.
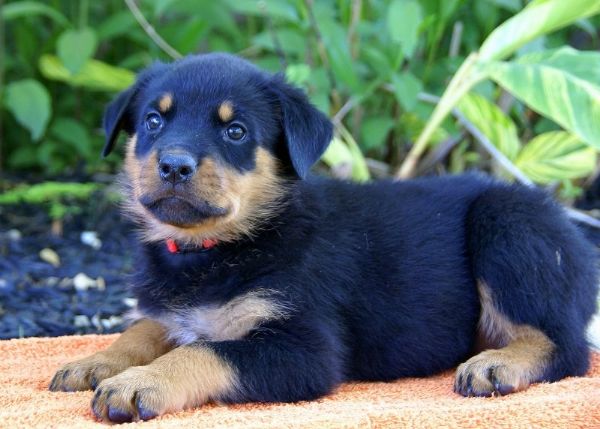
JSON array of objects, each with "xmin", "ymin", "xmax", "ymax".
[
  {"xmin": 455, "ymin": 282, "xmax": 555, "ymax": 395},
  {"xmin": 218, "ymin": 101, "xmax": 234, "ymax": 122},
  {"xmin": 121, "ymin": 142, "xmax": 285, "ymax": 246},
  {"xmin": 49, "ymin": 319, "xmax": 173, "ymax": 391},
  {"xmin": 158, "ymin": 93, "xmax": 173, "ymax": 113},
  {"xmin": 93, "ymin": 345, "xmax": 238, "ymax": 420},
  {"xmin": 132, "ymin": 289, "xmax": 292, "ymax": 345}
]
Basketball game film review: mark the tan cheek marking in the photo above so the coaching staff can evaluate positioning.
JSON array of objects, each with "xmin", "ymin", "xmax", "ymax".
[
  {"xmin": 158, "ymin": 93, "xmax": 173, "ymax": 113},
  {"xmin": 133, "ymin": 146, "xmax": 284, "ymax": 245},
  {"xmin": 218, "ymin": 101, "xmax": 234, "ymax": 122}
]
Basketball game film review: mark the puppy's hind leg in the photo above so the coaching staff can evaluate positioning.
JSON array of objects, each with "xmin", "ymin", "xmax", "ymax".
[{"xmin": 455, "ymin": 185, "xmax": 598, "ymax": 397}]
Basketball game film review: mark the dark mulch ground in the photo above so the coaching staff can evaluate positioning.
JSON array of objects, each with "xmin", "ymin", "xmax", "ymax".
[
  {"xmin": 1, "ymin": 175, "xmax": 600, "ymax": 340},
  {"xmin": 0, "ymin": 186, "xmax": 136, "ymax": 339}
]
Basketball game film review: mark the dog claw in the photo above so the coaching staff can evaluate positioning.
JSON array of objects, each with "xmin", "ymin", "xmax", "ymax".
[
  {"xmin": 108, "ymin": 407, "xmax": 133, "ymax": 423},
  {"xmin": 136, "ymin": 397, "xmax": 158, "ymax": 421}
]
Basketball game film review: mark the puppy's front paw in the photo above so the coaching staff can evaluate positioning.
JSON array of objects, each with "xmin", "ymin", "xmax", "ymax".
[
  {"xmin": 454, "ymin": 349, "xmax": 534, "ymax": 397},
  {"xmin": 91, "ymin": 366, "xmax": 186, "ymax": 423},
  {"xmin": 49, "ymin": 352, "xmax": 130, "ymax": 392}
]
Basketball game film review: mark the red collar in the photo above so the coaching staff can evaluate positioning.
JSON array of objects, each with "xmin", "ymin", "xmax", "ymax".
[{"xmin": 166, "ymin": 238, "xmax": 218, "ymax": 253}]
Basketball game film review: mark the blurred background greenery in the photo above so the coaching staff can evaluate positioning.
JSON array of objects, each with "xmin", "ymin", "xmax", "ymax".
[{"xmin": 2, "ymin": 0, "xmax": 600, "ymax": 205}]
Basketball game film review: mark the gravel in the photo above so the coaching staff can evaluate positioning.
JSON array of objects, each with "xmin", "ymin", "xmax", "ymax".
[{"xmin": 0, "ymin": 196, "xmax": 135, "ymax": 339}]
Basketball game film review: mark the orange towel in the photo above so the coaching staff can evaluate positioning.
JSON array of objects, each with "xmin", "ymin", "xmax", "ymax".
[{"xmin": 1, "ymin": 335, "xmax": 599, "ymax": 428}]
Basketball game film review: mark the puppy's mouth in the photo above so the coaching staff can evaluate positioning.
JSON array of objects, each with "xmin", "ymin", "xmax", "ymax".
[{"xmin": 139, "ymin": 193, "xmax": 228, "ymax": 228}]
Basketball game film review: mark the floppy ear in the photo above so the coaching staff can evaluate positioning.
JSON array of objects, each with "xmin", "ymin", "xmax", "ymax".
[
  {"xmin": 102, "ymin": 87, "xmax": 137, "ymax": 157},
  {"xmin": 102, "ymin": 62, "xmax": 167, "ymax": 157},
  {"xmin": 271, "ymin": 76, "xmax": 333, "ymax": 179}
]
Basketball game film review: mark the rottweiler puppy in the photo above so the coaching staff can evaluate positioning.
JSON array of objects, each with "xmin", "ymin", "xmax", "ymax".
[{"xmin": 50, "ymin": 53, "xmax": 599, "ymax": 423}]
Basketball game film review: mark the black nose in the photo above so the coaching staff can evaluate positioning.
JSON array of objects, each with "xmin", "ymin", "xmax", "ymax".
[{"xmin": 158, "ymin": 154, "xmax": 197, "ymax": 184}]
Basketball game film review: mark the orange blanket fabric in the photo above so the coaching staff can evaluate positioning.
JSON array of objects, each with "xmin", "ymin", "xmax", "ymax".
[{"xmin": 1, "ymin": 335, "xmax": 599, "ymax": 428}]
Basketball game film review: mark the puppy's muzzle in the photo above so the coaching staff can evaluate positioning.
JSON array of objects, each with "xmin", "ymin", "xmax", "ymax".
[{"xmin": 159, "ymin": 153, "xmax": 197, "ymax": 185}]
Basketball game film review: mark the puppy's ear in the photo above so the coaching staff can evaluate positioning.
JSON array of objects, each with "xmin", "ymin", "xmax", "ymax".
[
  {"xmin": 102, "ymin": 62, "xmax": 167, "ymax": 157},
  {"xmin": 271, "ymin": 76, "xmax": 333, "ymax": 179}
]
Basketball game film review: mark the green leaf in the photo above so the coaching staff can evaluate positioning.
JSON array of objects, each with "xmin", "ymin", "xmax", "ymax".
[
  {"xmin": 387, "ymin": 0, "xmax": 423, "ymax": 58},
  {"xmin": 49, "ymin": 118, "xmax": 92, "ymax": 158},
  {"xmin": 391, "ymin": 72, "xmax": 423, "ymax": 111},
  {"xmin": 360, "ymin": 117, "xmax": 395, "ymax": 151},
  {"xmin": 223, "ymin": 0, "xmax": 298, "ymax": 22},
  {"xmin": 488, "ymin": 49, "xmax": 600, "ymax": 149},
  {"xmin": 515, "ymin": 46, "xmax": 600, "ymax": 86},
  {"xmin": 2, "ymin": 1, "xmax": 68, "ymax": 26},
  {"xmin": 317, "ymin": 19, "xmax": 361, "ymax": 92},
  {"xmin": 479, "ymin": 0, "xmax": 600, "ymax": 61},
  {"xmin": 4, "ymin": 79, "xmax": 51, "ymax": 141},
  {"xmin": 39, "ymin": 55, "xmax": 135, "ymax": 92},
  {"xmin": 321, "ymin": 137, "xmax": 354, "ymax": 174},
  {"xmin": 285, "ymin": 64, "xmax": 311, "ymax": 86},
  {"xmin": 57, "ymin": 28, "xmax": 98, "ymax": 74},
  {"xmin": 457, "ymin": 93, "xmax": 521, "ymax": 159},
  {"xmin": 515, "ymin": 131, "xmax": 597, "ymax": 183}
]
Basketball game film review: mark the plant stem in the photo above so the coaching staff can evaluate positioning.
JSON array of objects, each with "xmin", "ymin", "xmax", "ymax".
[
  {"xmin": 124, "ymin": 0, "xmax": 182, "ymax": 60},
  {"xmin": 396, "ymin": 52, "xmax": 484, "ymax": 179}
]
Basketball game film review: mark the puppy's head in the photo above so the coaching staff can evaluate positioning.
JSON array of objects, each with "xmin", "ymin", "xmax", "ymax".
[{"xmin": 103, "ymin": 53, "xmax": 332, "ymax": 245}]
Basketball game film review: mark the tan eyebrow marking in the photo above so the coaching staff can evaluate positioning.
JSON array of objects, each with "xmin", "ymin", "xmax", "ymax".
[
  {"xmin": 218, "ymin": 101, "xmax": 234, "ymax": 122},
  {"xmin": 158, "ymin": 93, "xmax": 174, "ymax": 113}
]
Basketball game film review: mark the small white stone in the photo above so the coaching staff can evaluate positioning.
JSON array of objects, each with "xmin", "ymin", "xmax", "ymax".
[
  {"xmin": 123, "ymin": 297, "xmax": 138, "ymax": 308},
  {"xmin": 96, "ymin": 276, "xmax": 106, "ymax": 291},
  {"xmin": 81, "ymin": 231, "xmax": 102, "ymax": 250},
  {"xmin": 7, "ymin": 229, "xmax": 21, "ymax": 241},
  {"xmin": 587, "ymin": 314, "xmax": 600, "ymax": 351},
  {"xmin": 73, "ymin": 315, "xmax": 91, "ymax": 328},
  {"xmin": 39, "ymin": 248, "xmax": 60, "ymax": 267},
  {"xmin": 91, "ymin": 314, "xmax": 102, "ymax": 330},
  {"xmin": 73, "ymin": 273, "xmax": 96, "ymax": 291}
]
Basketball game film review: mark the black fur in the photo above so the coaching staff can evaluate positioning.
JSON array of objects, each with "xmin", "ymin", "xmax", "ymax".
[{"xmin": 107, "ymin": 53, "xmax": 598, "ymax": 409}]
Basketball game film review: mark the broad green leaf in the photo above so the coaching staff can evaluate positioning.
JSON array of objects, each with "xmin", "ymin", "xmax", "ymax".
[
  {"xmin": 360, "ymin": 117, "xmax": 395, "ymax": 151},
  {"xmin": 515, "ymin": 131, "xmax": 596, "ymax": 183},
  {"xmin": 97, "ymin": 11, "xmax": 136, "ymax": 41},
  {"xmin": 49, "ymin": 118, "xmax": 92, "ymax": 158},
  {"xmin": 57, "ymin": 28, "xmax": 98, "ymax": 74},
  {"xmin": 39, "ymin": 55, "xmax": 135, "ymax": 92},
  {"xmin": 480, "ymin": 0, "xmax": 600, "ymax": 61},
  {"xmin": 253, "ymin": 28, "xmax": 306, "ymax": 57},
  {"xmin": 515, "ymin": 47, "xmax": 600, "ymax": 86},
  {"xmin": 488, "ymin": 50, "xmax": 600, "ymax": 149},
  {"xmin": 285, "ymin": 64, "xmax": 311, "ymax": 86},
  {"xmin": 387, "ymin": 0, "xmax": 423, "ymax": 58},
  {"xmin": 317, "ymin": 19, "xmax": 361, "ymax": 92},
  {"xmin": 2, "ymin": 1, "xmax": 68, "ymax": 26},
  {"xmin": 4, "ymin": 79, "xmax": 51, "ymax": 141},
  {"xmin": 457, "ymin": 93, "xmax": 521, "ymax": 159},
  {"xmin": 391, "ymin": 72, "xmax": 423, "ymax": 111}
]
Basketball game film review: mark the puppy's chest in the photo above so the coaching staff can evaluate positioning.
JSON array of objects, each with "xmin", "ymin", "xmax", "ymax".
[{"xmin": 133, "ymin": 290, "xmax": 290, "ymax": 345}]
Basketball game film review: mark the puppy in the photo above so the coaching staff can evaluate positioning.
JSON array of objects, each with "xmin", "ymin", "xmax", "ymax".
[{"xmin": 50, "ymin": 53, "xmax": 599, "ymax": 423}]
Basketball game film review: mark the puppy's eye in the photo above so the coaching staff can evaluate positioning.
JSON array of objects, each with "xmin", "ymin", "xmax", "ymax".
[
  {"xmin": 145, "ymin": 113, "xmax": 163, "ymax": 131},
  {"xmin": 226, "ymin": 124, "xmax": 246, "ymax": 141}
]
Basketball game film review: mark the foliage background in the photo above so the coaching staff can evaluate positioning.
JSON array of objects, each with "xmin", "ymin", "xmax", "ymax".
[{"xmin": 2, "ymin": 0, "xmax": 600, "ymax": 205}]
